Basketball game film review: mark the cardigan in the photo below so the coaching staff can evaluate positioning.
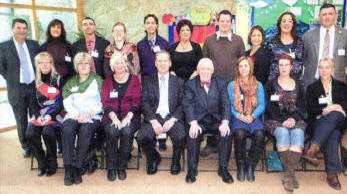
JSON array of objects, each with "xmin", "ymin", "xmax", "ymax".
[
  {"xmin": 101, "ymin": 74, "xmax": 141, "ymax": 121},
  {"xmin": 245, "ymin": 47, "xmax": 270, "ymax": 85}
]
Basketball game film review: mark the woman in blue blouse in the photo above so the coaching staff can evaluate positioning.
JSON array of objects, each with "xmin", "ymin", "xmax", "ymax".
[{"xmin": 227, "ymin": 56, "xmax": 265, "ymax": 182}]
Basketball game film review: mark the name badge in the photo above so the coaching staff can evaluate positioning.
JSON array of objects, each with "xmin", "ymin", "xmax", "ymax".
[
  {"xmin": 91, "ymin": 50, "xmax": 99, "ymax": 58},
  {"xmin": 240, "ymin": 94, "xmax": 244, "ymax": 101},
  {"xmin": 271, "ymin": 94, "xmax": 280, "ymax": 102},
  {"xmin": 153, "ymin": 45, "xmax": 161, "ymax": 53},
  {"xmin": 338, "ymin": 49, "xmax": 345, "ymax": 56},
  {"xmin": 65, "ymin": 55, "xmax": 71, "ymax": 62},
  {"xmin": 71, "ymin": 86, "xmax": 79, "ymax": 92},
  {"xmin": 288, "ymin": 52, "xmax": 295, "ymax": 59},
  {"xmin": 157, "ymin": 133, "xmax": 167, "ymax": 139},
  {"xmin": 110, "ymin": 91, "xmax": 118, "ymax": 98},
  {"xmin": 319, "ymin": 96, "xmax": 328, "ymax": 105},
  {"xmin": 47, "ymin": 87, "xmax": 57, "ymax": 94}
]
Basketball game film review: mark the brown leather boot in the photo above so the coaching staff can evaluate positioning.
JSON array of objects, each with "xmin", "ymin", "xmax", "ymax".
[
  {"xmin": 326, "ymin": 173, "xmax": 341, "ymax": 190},
  {"xmin": 287, "ymin": 151, "xmax": 301, "ymax": 190},
  {"xmin": 278, "ymin": 151, "xmax": 293, "ymax": 192},
  {"xmin": 303, "ymin": 143, "xmax": 319, "ymax": 166}
]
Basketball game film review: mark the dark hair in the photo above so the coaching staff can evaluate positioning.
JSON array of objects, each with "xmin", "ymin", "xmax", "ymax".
[
  {"xmin": 46, "ymin": 19, "xmax": 66, "ymax": 43},
  {"xmin": 276, "ymin": 11, "xmax": 297, "ymax": 40},
  {"xmin": 248, "ymin": 25, "xmax": 265, "ymax": 46},
  {"xmin": 278, "ymin": 54, "xmax": 293, "ymax": 65},
  {"xmin": 82, "ymin": 17, "xmax": 95, "ymax": 25},
  {"xmin": 144, "ymin": 14, "xmax": 159, "ymax": 34},
  {"xmin": 176, "ymin": 19, "xmax": 193, "ymax": 37},
  {"xmin": 320, "ymin": 3, "xmax": 336, "ymax": 12},
  {"xmin": 12, "ymin": 18, "xmax": 27, "ymax": 28},
  {"xmin": 218, "ymin": 10, "xmax": 232, "ymax": 21}
]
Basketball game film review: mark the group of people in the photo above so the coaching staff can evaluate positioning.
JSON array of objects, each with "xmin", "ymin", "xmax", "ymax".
[{"xmin": 0, "ymin": 3, "xmax": 346, "ymax": 192}]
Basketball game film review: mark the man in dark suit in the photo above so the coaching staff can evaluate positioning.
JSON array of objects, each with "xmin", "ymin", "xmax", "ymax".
[
  {"xmin": 303, "ymin": 3, "xmax": 347, "ymax": 88},
  {"xmin": 0, "ymin": 18, "xmax": 40, "ymax": 157},
  {"xmin": 183, "ymin": 58, "xmax": 233, "ymax": 183},
  {"xmin": 137, "ymin": 50, "xmax": 186, "ymax": 175},
  {"xmin": 73, "ymin": 17, "xmax": 109, "ymax": 79}
]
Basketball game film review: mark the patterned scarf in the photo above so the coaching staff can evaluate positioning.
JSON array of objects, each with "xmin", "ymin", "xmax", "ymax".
[{"xmin": 233, "ymin": 75, "xmax": 258, "ymax": 116}]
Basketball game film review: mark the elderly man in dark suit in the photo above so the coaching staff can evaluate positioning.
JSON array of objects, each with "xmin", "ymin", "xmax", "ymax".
[
  {"xmin": 183, "ymin": 58, "xmax": 233, "ymax": 183},
  {"xmin": 137, "ymin": 50, "xmax": 186, "ymax": 175},
  {"xmin": 0, "ymin": 18, "xmax": 40, "ymax": 157},
  {"xmin": 303, "ymin": 3, "xmax": 347, "ymax": 88},
  {"xmin": 72, "ymin": 17, "xmax": 109, "ymax": 79}
]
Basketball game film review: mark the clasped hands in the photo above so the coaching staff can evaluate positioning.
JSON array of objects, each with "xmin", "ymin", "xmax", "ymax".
[
  {"xmin": 151, "ymin": 118, "xmax": 176, "ymax": 135},
  {"xmin": 236, "ymin": 113, "xmax": 254, "ymax": 124},
  {"xmin": 322, "ymin": 104, "xmax": 346, "ymax": 117},
  {"xmin": 36, "ymin": 114, "xmax": 52, "ymax": 125},
  {"xmin": 109, "ymin": 111, "xmax": 133, "ymax": 129}
]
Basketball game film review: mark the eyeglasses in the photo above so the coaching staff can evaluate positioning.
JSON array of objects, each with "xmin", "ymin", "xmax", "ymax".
[{"xmin": 281, "ymin": 19, "xmax": 293, "ymax": 24}]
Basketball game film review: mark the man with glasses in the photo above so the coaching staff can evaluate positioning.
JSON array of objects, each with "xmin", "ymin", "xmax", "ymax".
[{"xmin": 73, "ymin": 17, "xmax": 110, "ymax": 79}]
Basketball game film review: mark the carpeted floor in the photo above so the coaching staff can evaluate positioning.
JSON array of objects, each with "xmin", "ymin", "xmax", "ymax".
[{"xmin": 0, "ymin": 130, "xmax": 346, "ymax": 194}]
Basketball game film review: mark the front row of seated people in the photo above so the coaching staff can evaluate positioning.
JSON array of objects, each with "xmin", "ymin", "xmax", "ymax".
[{"xmin": 26, "ymin": 50, "xmax": 347, "ymax": 191}]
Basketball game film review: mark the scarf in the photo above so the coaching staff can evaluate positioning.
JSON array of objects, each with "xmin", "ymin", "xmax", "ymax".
[
  {"xmin": 233, "ymin": 75, "xmax": 258, "ymax": 116},
  {"xmin": 62, "ymin": 71, "xmax": 102, "ymax": 99}
]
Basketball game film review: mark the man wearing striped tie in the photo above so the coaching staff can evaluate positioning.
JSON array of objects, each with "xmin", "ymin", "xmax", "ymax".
[{"xmin": 0, "ymin": 18, "xmax": 40, "ymax": 157}]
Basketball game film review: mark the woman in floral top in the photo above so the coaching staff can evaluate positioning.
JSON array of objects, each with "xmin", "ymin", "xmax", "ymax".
[{"xmin": 265, "ymin": 54, "xmax": 306, "ymax": 192}]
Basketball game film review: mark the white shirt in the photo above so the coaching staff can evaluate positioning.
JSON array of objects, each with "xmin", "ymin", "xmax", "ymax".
[
  {"xmin": 315, "ymin": 26, "xmax": 335, "ymax": 79},
  {"xmin": 216, "ymin": 31, "xmax": 232, "ymax": 41},
  {"xmin": 156, "ymin": 73, "xmax": 170, "ymax": 119},
  {"xmin": 13, "ymin": 38, "xmax": 35, "ymax": 84}
]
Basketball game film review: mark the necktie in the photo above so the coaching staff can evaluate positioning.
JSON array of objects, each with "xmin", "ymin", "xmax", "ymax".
[
  {"xmin": 200, "ymin": 81, "xmax": 210, "ymax": 87},
  {"xmin": 160, "ymin": 75, "xmax": 166, "ymax": 91},
  {"xmin": 148, "ymin": 38, "xmax": 155, "ymax": 48},
  {"xmin": 18, "ymin": 42, "xmax": 31, "ymax": 84},
  {"xmin": 323, "ymin": 29, "xmax": 330, "ymax": 57},
  {"xmin": 158, "ymin": 75, "xmax": 168, "ymax": 118}
]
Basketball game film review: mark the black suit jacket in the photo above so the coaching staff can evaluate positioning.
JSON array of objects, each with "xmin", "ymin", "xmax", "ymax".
[
  {"xmin": 141, "ymin": 74, "xmax": 185, "ymax": 122},
  {"xmin": 0, "ymin": 38, "xmax": 40, "ymax": 105},
  {"xmin": 306, "ymin": 78, "xmax": 347, "ymax": 123},
  {"xmin": 183, "ymin": 75, "xmax": 230, "ymax": 123},
  {"xmin": 72, "ymin": 35, "xmax": 110, "ymax": 78}
]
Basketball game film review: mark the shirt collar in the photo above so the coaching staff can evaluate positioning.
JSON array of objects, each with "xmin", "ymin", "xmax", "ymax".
[
  {"xmin": 147, "ymin": 34, "xmax": 157, "ymax": 43},
  {"xmin": 85, "ymin": 34, "xmax": 96, "ymax": 43},
  {"xmin": 216, "ymin": 31, "xmax": 232, "ymax": 41},
  {"xmin": 158, "ymin": 72, "xmax": 169, "ymax": 81},
  {"xmin": 320, "ymin": 25, "xmax": 335, "ymax": 34}
]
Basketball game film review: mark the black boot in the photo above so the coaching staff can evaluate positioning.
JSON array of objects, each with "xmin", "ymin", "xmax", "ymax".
[
  {"xmin": 185, "ymin": 168, "xmax": 197, "ymax": 183},
  {"xmin": 170, "ymin": 148, "xmax": 182, "ymax": 175},
  {"xmin": 64, "ymin": 165, "xmax": 73, "ymax": 186},
  {"xmin": 234, "ymin": 129, "xmax": 246, "ymax": 182},
  {"xmin": 246, "ymin": 164, "xmax": 255, "ymax": 182},
  {"xmin": 218, "ymin": 166, "xmax": 234, "ymax": 183},
  {"xmin": 73, "ymin": 167, "xmax": 83, "ymax": 184},
  {"xmin": 107, "ymin": 169, "xmax": 116, "ymax": 181}
]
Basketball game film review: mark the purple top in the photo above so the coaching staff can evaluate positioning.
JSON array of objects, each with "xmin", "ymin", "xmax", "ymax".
[{"xmin": 136, "ymin": 34, "xmax": 168, "ymax": 77}]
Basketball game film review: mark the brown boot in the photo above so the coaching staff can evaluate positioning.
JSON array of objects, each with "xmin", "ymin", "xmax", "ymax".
[
  {"xmin": 287, "ymin": 151, "xmax": 302, "ymax": 190},
  {"xmin": 326, "ymin": 173, "xmax": 341, "ymax": 190},
  {"xmin": 278, "ymin": 151, "xmax": 293, "ymax": 192},
  {"xmin": 303, "ymin": 143, "xmax": 319, "ymax": 166}
]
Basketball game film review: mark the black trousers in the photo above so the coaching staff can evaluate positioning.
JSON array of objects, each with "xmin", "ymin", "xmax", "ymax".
[
  {"xmin": 233, "ymin": 128, "xmax": 264, "ymax": 166},
  {"xmin": 103, "ymin": 118, "xmax": 139, "ymax": 170},
  {"xmin": 312, "ymin": 111, "xmax": 344, "ymax": 173},
  {"xmin": 62, "ymin": 119, "xmax": 100, "ymax": 168},
  {"xmin": 10, "ymin": 83, "xmax": 36, "ymax": 150},
  {"xmin": 136, "ymin": 115, "xmax": 186, "ymax": 158},
  {"xmin": 187, "ymin": 116, "xmax": 232, "ymax": 169},
  {"xmin": 26, "ymin": 123, "xmax": 59, "ymax": 169}
]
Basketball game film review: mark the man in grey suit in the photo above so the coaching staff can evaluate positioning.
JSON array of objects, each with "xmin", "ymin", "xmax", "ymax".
[
  {"xmin": 0, "ymin": 18, "xmax": 40, "ymax": 157},
  {"xmin": 303, "ymin": 3, "xmax": 347, "ymax": 88}
]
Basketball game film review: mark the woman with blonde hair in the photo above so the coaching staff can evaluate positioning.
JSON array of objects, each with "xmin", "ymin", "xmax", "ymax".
[
  {"xmin": 101, "ymin": 52, "xmax": 141, "ymax": 181},
  {"xmin": 26, "ymin": 52, "xmax": 64, "ymax": 177},
  {"xmin": 227, "ymin": 56, "xmax": 265, "ymax": 182},
  {"xmin": 62, "ymin": 52, "xmax": 103, "ymax": 186},
  {"xmin": 104, "ymin": 22, "xmax": 140, "ymax": 77}
]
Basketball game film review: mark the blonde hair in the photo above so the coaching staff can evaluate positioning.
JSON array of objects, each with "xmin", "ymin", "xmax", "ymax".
[
  {"xmin": 34, "ymin": 52, "xmax": 58, "ymax": 88},
  {"xmin": 109, "ymin": 51, "xmax": 129, "ymax": 72},
  {"xmin": 73, "ymin": 52, "xmax": 93, "ymax": 73},
  {"xmin": 318, "ymin": 57, "xmax": 335, "ymax": 68}
]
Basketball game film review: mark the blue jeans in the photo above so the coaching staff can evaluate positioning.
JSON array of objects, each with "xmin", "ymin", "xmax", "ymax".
[
  {"xmin": 312, "ymin": 111, "xmax": 344, "ymax": 173},
  {"xmin": 274, "ymin": 127, "xmax": 304, "ymax": 148}
]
